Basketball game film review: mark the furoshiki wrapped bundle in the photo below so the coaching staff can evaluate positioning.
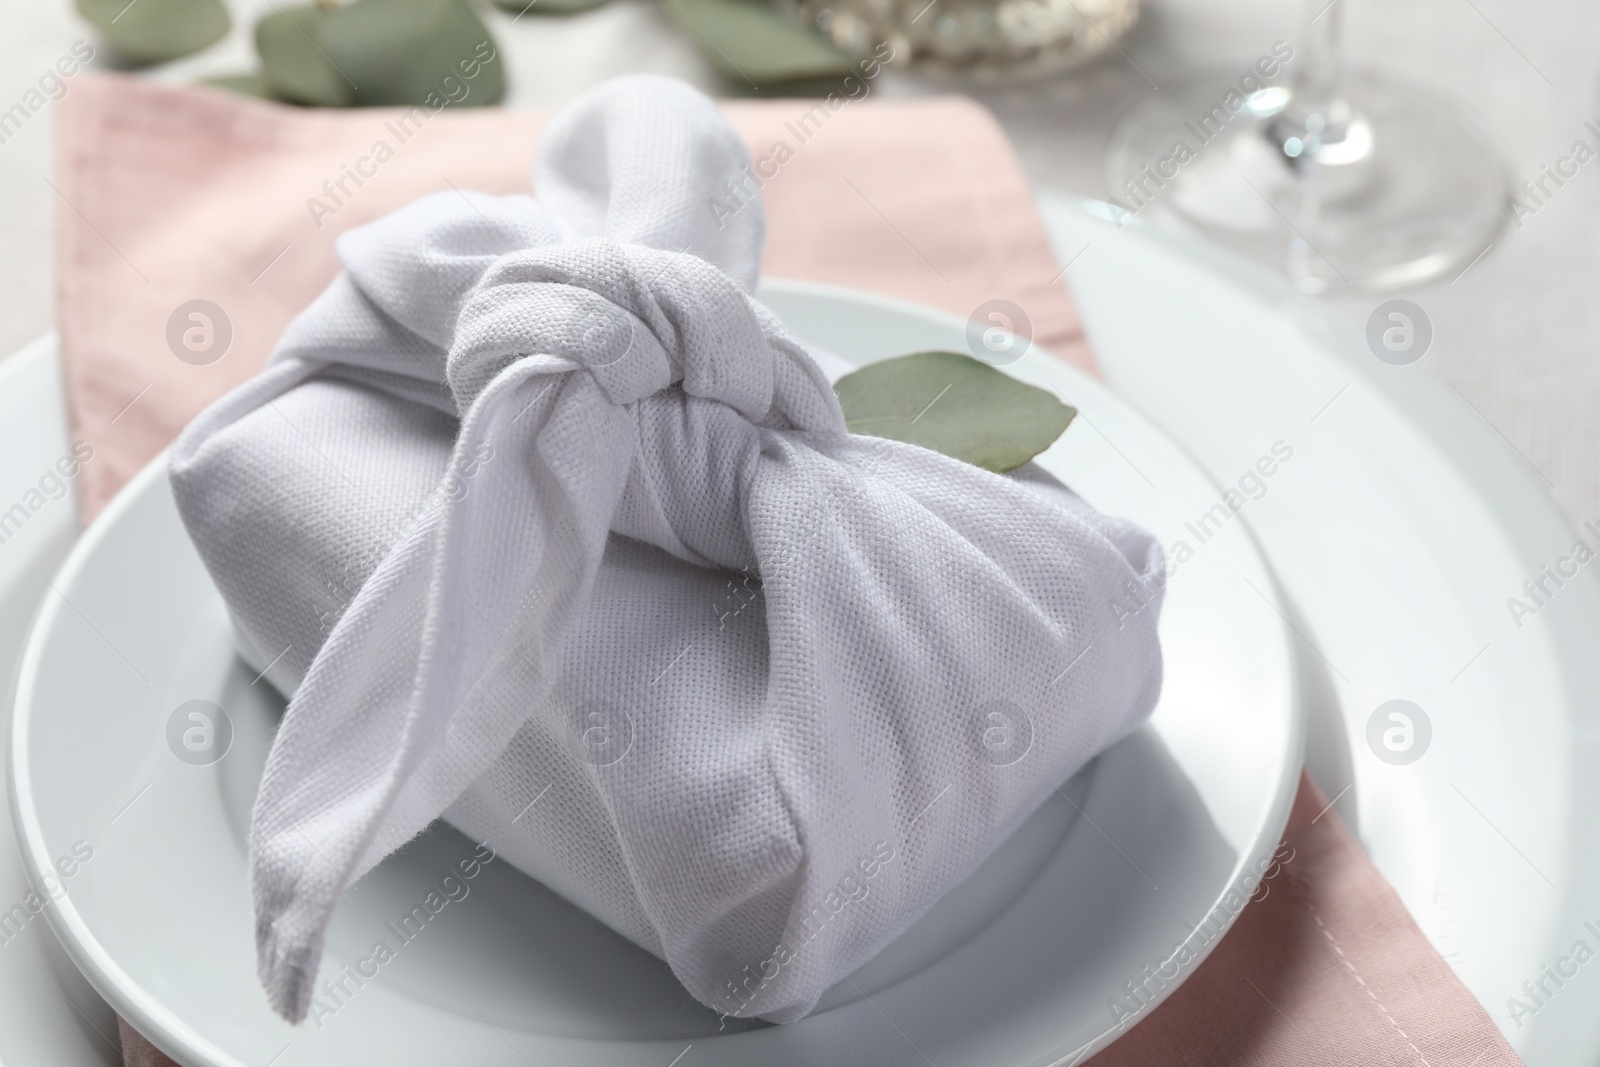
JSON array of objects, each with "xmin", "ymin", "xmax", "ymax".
[{"xmin": 168, "ymin": 75, "xmax": 1165, "ymax": 1025}]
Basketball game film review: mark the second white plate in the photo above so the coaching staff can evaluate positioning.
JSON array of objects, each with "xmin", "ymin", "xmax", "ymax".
[{"xmin": 1039, "ymin": 192, "xmax": 1600, "ymax": 1065}]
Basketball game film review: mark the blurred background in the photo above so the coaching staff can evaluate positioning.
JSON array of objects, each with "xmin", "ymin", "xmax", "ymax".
[{"xmin": 3, "ymin": 0, "xmax": 1596, "ymax": 522}]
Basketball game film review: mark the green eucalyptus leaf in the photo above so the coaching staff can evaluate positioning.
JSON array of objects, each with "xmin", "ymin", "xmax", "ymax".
[
  {"xmin": 664, "ymin": 0, "xmax": 854, "ymax": 86},
  {"xmin": 77, "ymin": 0, "xmax": 229, "ymax": 65},
  {"xmin": 323, "ymin": 0, "xmax": 504, "ymax": 108},
  {"xmin": 490, "ymin": 0, "xmax": 611, "ymax": 15},
  {"xmin": 200, "ymin": 71, "xmax": 276, "ymax": 99},
  {"xmin": 256, "ymin": 6, "xmax": 351, "ymax": 107},
  {"xmin": 834, "ymin": 351, "xmax": 1076, "ymax": 474}
]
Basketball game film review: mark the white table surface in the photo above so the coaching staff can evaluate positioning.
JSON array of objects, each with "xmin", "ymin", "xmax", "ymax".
[
  {"xmin": 2, "ymin": 0, "xmax": 1595, "ymax": 528},
  {"xmin": 0, "ymin": 4, "xmax": 1594, "ymax": 1062}
]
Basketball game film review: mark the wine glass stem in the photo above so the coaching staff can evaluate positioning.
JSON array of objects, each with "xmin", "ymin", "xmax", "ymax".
[
  {"xmin": 1277, "ymin": 0, "xmax": 1350, "ymax": 289},
  {"xmin": 1295, "ymin": 0, "xmax": 1344, "ymax": 117}
]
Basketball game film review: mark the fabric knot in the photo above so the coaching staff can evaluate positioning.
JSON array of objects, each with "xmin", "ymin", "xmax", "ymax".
[
  {"xmin": 446, "ymin": 238, "xmax": 783, "ymax": 421},
  {"xmin": 434, "ymin": 234, "xmax": 845, "ymax": 570}
]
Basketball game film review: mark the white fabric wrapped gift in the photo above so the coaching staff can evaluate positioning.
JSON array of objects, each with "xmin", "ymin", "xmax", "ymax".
[{"xmin": 168, "ymin": 74, "xmax": 1165, "ymax": 1025}]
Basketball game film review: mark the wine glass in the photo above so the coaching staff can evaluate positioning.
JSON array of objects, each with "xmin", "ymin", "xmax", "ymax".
[{"xmin": 1106, "ymin": 0, "xmax": 1508, "ymax": 292}]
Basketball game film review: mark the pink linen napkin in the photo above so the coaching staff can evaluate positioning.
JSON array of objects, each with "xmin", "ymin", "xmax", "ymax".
[
  {"xmin": 50, "ymin": 75, "xmax": 1520, "ymax": 1067},
  {"xmin": 1088, "ymin": 773, "xmax": 1520, "ymax": 1067}
]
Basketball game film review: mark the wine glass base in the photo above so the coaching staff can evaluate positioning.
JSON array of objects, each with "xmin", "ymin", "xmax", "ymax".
[{"xmin": 1106, "ymin": 66, "xmax": 1510, "ymax": 293}]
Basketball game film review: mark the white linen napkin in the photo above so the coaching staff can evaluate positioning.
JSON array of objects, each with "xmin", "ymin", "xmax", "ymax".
[{"xmin": 168, "ymin": 74, "xmax": 1166, "ymax": 1025}]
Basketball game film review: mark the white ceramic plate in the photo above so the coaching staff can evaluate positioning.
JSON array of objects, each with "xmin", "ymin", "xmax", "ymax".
[
  {"xmin": 9, "ymin": 285, "xmax": 1300, "ymax": 1067},
  {"xmin": 1038, "ymin": 191, "xmax": 1600, "ymax": 1066},
  {"xmin": 14, "ymin": 194, "xmax": 1592, "ymax": 1065}
]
